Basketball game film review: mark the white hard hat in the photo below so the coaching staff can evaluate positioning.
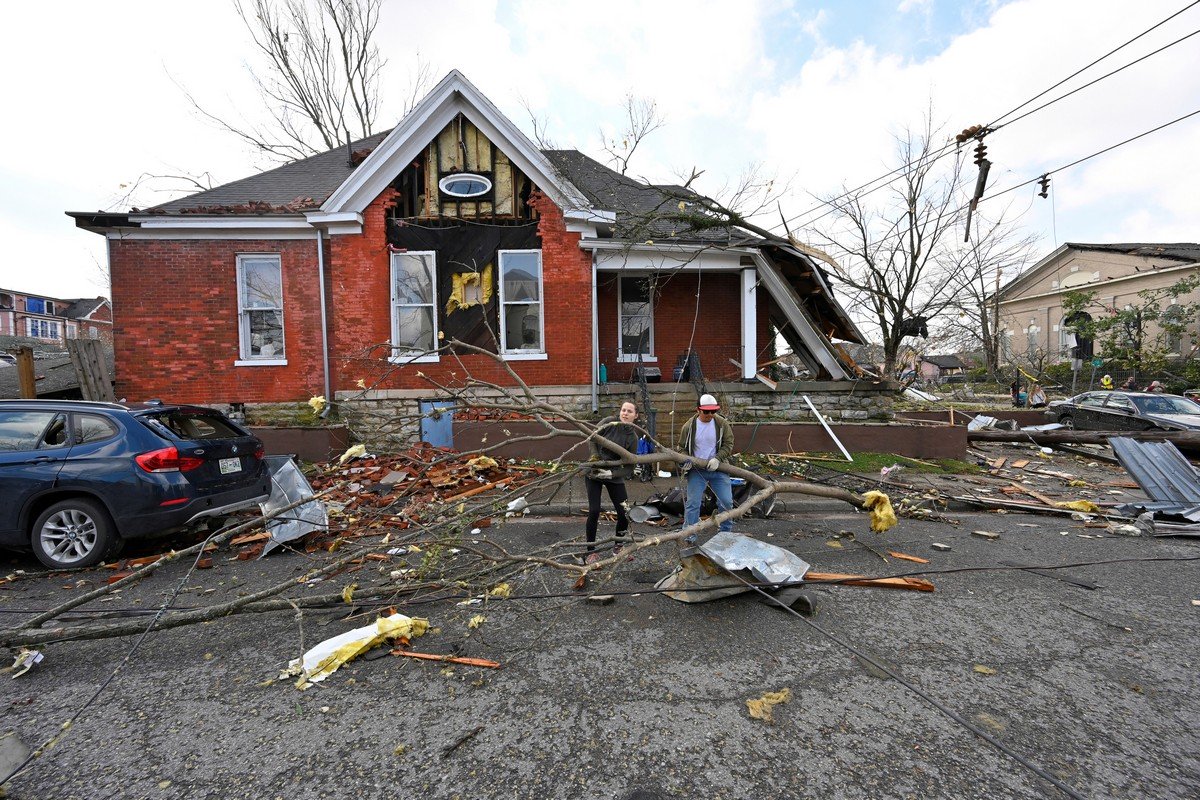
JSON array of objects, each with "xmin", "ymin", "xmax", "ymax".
[{"xmin": 698, "ymin": 393, "xmax": 720, "ymax": 411}]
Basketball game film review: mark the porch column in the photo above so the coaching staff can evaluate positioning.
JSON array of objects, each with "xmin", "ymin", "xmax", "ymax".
[{"xmin": 741, "ymin": 267, "xmax": 757, "ymax": 380}]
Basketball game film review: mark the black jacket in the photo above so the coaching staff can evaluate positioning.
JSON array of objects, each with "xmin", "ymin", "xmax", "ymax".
[{"xmin": 588, "ymin": 417, "xmax": 639, "ymax": 480}]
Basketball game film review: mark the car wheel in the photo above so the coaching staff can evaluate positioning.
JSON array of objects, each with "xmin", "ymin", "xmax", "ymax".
[
  {"xmin": 31, "ymin": 499, "xmax": 115, "ymax": 570},
  {"xmin": 1059, "ymin": 415, "xmax": 1075, "ymax": 429}
]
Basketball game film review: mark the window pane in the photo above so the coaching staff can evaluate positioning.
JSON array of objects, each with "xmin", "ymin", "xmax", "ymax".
[
  {"xmin": 394, "ymin": 254, "xmax": 433, "ymax": 304},
  {"xmin": 396, "ymin": 307, "xmax": 435, "ymax": 351},
  {"xmin": 74, "ymin": 414, "xmax": 119, "ymax": 444},
  {"xmin": 249, "ymin": 310, "xmax": 284, "ymax": 357},
  {"xmin": 241, "ymin": 259, "xmax": 282, "ymax": 308},
  {"xmin": 0, "ymin": 411, "xmax": 57, "ymax": 451},
  {"xmin": 504, "ymin": 303, "xmax": 541, "ymax": 349},
  {"xmin": 621, "ymin": 315, "xmax": 652, "ymax": 354},
  {"xmin": 501, "ymin": 253, "xmax": 540, "ymax": 301},
  {"xmin": 151, "ymin": 411, "xmax": 243, "ymax": 440}
]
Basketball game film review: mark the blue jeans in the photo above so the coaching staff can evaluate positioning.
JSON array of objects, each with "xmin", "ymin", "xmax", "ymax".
[{"xmin": 685, "ymin": 468, "xmax": 734, "ymax": 533}]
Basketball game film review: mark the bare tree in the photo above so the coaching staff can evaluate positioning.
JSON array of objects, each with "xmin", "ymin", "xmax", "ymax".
[
  {"xmin": 941, "ymin": 210, "xmax": 1040, "ymax": 379},
  {"xmin": 600, "ymin": 94, "xmax": 665, "ymax": 176},
  {"xmin": 805, "ymin": 118, "xmax": 970, "ymax": 376},
  {"xmin": 184, "ymin": 0, "xmax": 390, "ymax": 162}
]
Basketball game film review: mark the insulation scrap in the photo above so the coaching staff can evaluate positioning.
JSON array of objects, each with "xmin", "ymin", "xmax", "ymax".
[
  {"xmin": 746, "ymin": 687, "xmax": 792, "ymax": 723},
  {"xmin": 285, "ymin": 613, "xmax": 429, "ymax": 689},
  {"xmin": 308, "ymin": 395, "xmax": 328, "ymax": 415},
  {"xmin": 337, "ymin": 443, "xmax": 367, "ymax": 465},
  {"xmin": 1055, "ymin": 500, "xmax": 1102, "ymax": 514},
  {"xmin": 862, "ymin": 491, "xmax": 897, "ymax": 532}
]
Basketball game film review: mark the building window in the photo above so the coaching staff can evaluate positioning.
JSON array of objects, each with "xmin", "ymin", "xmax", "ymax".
[
  {"xmin": 27, "ymin": 319, "xmax": 60, "ymax": 339},
  {"xmin": 439, "ymin": 173, "xmax": 493, "ymax": 198},
  {"xmin": 237, "ymin": 254, "xmax": 285, "ymax": 360},
  {"xmin": 25, "ymin": 297, "xmax": 45, "ymax": 314},
  {"xmin": 498, "ymin": 250, "xmax": 544, "ymax": 354},
  {"xmin": 88, "ymin": 326, "xmax": 99, "ymax": 340},
  {"xmin": 619, "ymin": 275, "xmax": 654, "ymax": 360},
  {"xmin": 1027, "ymin": 325, "xmax": 1039, "ymax": 352},
  {"xmin": 1162, "ymin": 305, "xmax": 1185, "ymax": 354},
  {"xmin": 45, "ymin": 301, "xmax": 55, "ymax": 315},
  {"xmin": 390, "ymin": 251, "xmax": 438, "ymax": 356}
]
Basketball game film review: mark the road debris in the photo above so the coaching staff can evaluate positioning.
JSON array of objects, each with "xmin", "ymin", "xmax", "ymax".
[
  {"xmin": 932, "ymin": 543, "xmax": 952, "ymax": 551},
  {"xmin": 972, "ymin": 530, "xmax": 1000, "ymax": 541},
  {"xmin": 284, "ymin": 612, "xmax": 429, "ymax": 689},
  {"xmin": 746, "ymin": 688, "xmax": 792, "ymax": 723}
]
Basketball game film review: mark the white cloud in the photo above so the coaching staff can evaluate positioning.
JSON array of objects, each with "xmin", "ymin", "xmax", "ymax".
[{"xmin": 1, "ymin": 0, "xmax": 1196, "ymax": 300}]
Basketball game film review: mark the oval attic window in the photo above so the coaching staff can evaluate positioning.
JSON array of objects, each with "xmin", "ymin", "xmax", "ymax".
[{"xmin": 439, "ymin": 173, "xmax": 492, "ymax": 198}]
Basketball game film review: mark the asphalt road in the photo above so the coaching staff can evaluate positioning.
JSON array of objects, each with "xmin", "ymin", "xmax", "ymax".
[{"xmin": 1, "ymin": 496, "xmax": 1198, "ymax": 800}]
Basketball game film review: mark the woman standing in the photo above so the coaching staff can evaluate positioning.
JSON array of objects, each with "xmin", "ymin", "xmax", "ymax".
[{"xmin": 582, "ymin": 401, "xmax": 640, "ymax": 564}]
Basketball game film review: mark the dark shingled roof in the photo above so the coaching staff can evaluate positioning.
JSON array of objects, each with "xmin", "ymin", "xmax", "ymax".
[
  {"xmin": 1064, "ymin": 243, "xmax": 1200, "ymax": 262},
  {"xmin": 542, "ymin": 150, "xmax": 761, "ymax": 245},
  {"xmin": 146, "ymin": 130, "xmax": 393, "ymax": 214},
  {"xmin": 922, "ymin": 354, "xmax": 967, "ymax": 369},
  {"xmin": 61, "ymin": 297, "xmax": 109, "ymax": 320},
  {"xmin": 139, "ymin": 134, "xmax": 764, "ymax": 248}
]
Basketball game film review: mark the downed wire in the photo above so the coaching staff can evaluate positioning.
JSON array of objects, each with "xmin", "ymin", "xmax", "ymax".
[{"xmin": 724, "ymin": 570, "xmax": 1090, "ymax": 800}]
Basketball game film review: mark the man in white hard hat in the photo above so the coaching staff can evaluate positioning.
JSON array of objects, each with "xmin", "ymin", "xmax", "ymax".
[{"xmin": 678, "ymin": 393, "xmax": 735, "ymax": 545}]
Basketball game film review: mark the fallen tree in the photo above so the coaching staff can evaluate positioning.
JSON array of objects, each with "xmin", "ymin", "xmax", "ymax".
[{"xmin": 0, "ymin": 338, "xmax": 898, "ymax": 650}]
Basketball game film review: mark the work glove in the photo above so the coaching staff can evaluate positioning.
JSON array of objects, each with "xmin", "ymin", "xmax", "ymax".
[
  {"xmin": 706, "ymin": 458, "xmax": 720, "ymax": 471},
  {"xmin": 590, "ymin": 468, "xmax": 613, "ymax": 481}
]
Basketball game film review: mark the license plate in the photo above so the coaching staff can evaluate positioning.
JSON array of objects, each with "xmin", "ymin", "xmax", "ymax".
[{"xmin": 219, "ymin": 457, "xmax": 241, "ymax": 475}]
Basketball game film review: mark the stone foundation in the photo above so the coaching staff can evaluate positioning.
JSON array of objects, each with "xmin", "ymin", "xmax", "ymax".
[{"xmin": 331, "ymin": 380, "xmax": 899, "ymax": 451}]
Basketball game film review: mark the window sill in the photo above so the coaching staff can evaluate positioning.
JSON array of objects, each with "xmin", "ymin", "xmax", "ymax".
[
  {"xmin": 502, "ymin": 352, "xmax": 548, "ymax": 361},
  {"xmin": 387, "ymin": 353, "xmax": 440, "ymax": 365},
  {"xmin": 616, "ymin": 355, "xmax": 657, "ymax": 363},
  {"xmin": 234, "ymin": 359, "xmax": 288, "ymax": 367}
]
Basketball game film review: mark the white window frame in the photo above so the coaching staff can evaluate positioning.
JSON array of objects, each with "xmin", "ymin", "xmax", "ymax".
[
  {"xmin": 617, "ymin": 274, "xmax": 656, "ymax": 363},
  {"xmin": 27, "ymin": 319, "xmax": 59, "ymax": 339},
  {"xmin": 235, "ymin": 254, "xmax": 287, "ymax": 367},
  {"xmin": 438, "ymin": 173, "xmax": 493, "ymax": 198},
  {"xmin": 389, "ymin": 251, "xmax": 440, "ymax": 364},
  {"xmin": 497, "ymin": 249, "xmax": 546, "ymax": 358}
]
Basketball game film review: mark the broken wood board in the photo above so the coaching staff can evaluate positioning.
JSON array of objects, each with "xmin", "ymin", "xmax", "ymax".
[
  {"xmin": 1011, "ymin": 459, "xmax": 1031, "ymax": 469},
  {"xmin": 887, "ymin": 551, "xmax": 930, "ymax": 564},
  {"xmin": 805, "ymin": 572, "xmax": 934, "ymax": 593}
]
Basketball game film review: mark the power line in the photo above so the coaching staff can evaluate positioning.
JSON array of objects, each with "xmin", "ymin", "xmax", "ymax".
[
  {"xmin": 988, "ymin": 0, "xmax": 1200, "ymax": 127},
  {"xmin": 993, "ymin": 26, "xmax": 1200, "ymax": 133},
  {"xmin": 982, "ymin": 106, "xmax": 1200, "ymax": 204},
  {"xmin": 765, "ymin": 2, "xmax": 1200, "ymax": 238}
]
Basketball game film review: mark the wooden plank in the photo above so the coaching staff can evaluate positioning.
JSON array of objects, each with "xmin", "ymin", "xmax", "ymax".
[
  {"xmin": 887, "ymin": 551, "xmax": 930, "ymax": 564},
  {"xmin": 13, "ymin": 347, "xmax": 36, "ymax": 398},
  {"xmin": 805, "ymin": 571, "xmax": 935, "ymax": 592},
  {"xmin": 1011, "ymin": 459, "xmax": 1031, "ymax": 469},
  {"xmin": 990, "ymin": 457, "xmax": 1007, "ymax": 468},
  {"xmin": 1009, "ymin": 482, "xmax": 1059, "ymax": 507},
  {"xmin": 390, "ymin": 650, "xmax": 501, "ymax": 669}
]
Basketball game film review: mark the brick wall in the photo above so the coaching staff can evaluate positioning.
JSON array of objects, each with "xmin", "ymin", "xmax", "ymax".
[
  {"xmin": 109, "ymin": 237, "xmax": 324, "ymax": 403},
  {"xmin": 330, "ymin": 188, "xmax": 593, "ymax": 393},
  {"xmin": 597, "ymin": 271, "xmax": 774, "ymax": 382}
]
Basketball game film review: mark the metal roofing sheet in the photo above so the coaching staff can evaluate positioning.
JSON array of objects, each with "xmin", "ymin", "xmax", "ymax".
[{"xmin": 1109, "ymin": 438, "xmax": 1200, "ymax": 503}]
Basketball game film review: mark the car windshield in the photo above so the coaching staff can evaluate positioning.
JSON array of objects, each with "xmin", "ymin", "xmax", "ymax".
[
  {"xmin": 1130, "ymin": 395, "xmax": 1200, "ymax": 415},
  {"xmin": 144, "ymin": 410, "xmax": 244, "ymax": 440}
]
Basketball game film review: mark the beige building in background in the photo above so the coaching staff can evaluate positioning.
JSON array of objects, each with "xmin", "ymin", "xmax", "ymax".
[{"xmin": 994, "ymin": 243, "xmax": 1200, "ymax": 364}]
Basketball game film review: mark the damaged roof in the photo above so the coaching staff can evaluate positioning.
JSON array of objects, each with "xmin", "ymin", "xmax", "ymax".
[
  {"xmin": 1064, "ymin": 243, "xmax": 1200, "ymax": 262},
  {"xmin": 542, "ymin": 150, "xmax": 756, "ymax": 246},
  {"xmin": 145, "ymin": 130, "xmax": 393, "ymax": 214}
]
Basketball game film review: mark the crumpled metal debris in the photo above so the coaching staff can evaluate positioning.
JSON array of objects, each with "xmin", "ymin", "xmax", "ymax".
[
  {"xmin": 656, "ymin": 531, "xmax": 810, "ymax": 603},
  {"xmin": 259, "ymin": 456, "xmax": 328, "ymax": 558}
]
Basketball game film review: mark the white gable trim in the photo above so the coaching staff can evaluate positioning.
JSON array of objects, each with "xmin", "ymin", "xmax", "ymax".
[{"xmin": 322, "ymin": 70, "xmax": 597, "ymax": 221}]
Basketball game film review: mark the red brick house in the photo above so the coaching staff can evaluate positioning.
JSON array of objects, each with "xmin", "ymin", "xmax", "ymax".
[{"xmin": 69, "ymin": 71, "xmax": 862, "ymax": 412}]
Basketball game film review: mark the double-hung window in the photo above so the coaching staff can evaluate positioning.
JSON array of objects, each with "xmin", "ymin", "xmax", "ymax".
[
  {"xmin": 27, "ymin": 319, "xmax": 59, "ymax": 339},
  {"xmin": 237, "ymin": 254, "xmax": 285, "ymax": 362},
  {"xmin": 618, "ymin": 275, "xmax": 654, "ymax": 361},
  {"xmin": 498, "ymin": 250, "xmax": 544, "ymax": 355},
  {"xmin": 390, "ymin": 251, "xmax": 438, "ymax": 360}
]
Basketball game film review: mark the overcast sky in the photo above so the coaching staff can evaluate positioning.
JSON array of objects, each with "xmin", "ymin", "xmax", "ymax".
[{"xmin": 2, "ymin": 0, "xmax": 1197, "ymax": 300}]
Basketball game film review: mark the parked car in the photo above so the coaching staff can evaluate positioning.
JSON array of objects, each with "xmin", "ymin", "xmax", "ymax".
[
  {"xmin": 1044, "ymin": 390, "xmax": 1200, "ymax": 432},
  {"xmin": 0, "ymin": 353, "xmax": 15, "ymax": 367},
  {"xmin": 0, "ymin": 400, "xmax": 270, "ymax": 569}
]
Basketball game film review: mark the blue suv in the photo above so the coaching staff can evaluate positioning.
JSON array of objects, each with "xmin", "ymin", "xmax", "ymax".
[{"xmin": 0, "ymin": 400, "xmax": 270, "ymax": 569}]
